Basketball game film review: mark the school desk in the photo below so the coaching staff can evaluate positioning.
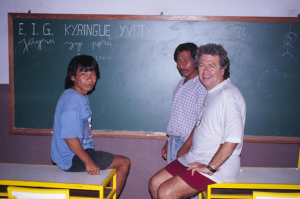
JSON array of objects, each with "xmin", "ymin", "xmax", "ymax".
[
  {"xmin": 0, "ymin": 163, "xmax": 116, "ymax": 199},
  {"xmin": 199, "ymin": 167, "xmax": 300, "ymax": 199}
]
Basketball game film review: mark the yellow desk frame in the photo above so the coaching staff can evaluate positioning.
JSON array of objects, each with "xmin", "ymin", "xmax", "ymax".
[
  {"xmin": 0, "ymin": 163, "xmax": 116, "ymax": 199},
  {"xmin": 203, "ymin": 182, "xmax": 300, "ymax": 199},
  {"xmin": 199, "ymin": 167, "xmax": 300, "ymax": 199}
]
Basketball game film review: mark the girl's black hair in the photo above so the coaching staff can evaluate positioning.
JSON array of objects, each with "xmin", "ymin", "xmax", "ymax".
[{"xmin": 65, "ymin": 55, "xmax": 100, "ymax": 89}]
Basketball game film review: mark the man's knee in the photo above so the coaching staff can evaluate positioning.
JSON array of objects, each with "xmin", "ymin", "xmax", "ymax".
[
  {"xmin": 117, "ymin": 156, "xmax": 131, "ymax": 171},
  {"xmin": 157, "ymin": 183, "xmax": 172, "ymax": 199},
  {"xmin": 148, "ymin": 174, "xmax": 155, "ymax": 187},
  {"xmin": 122, "ymin": 156, "xmax": 130, "ymax": 170},
  {"xmin": 148, "ymin": 174, "xmax": 160, "ymax": 194},
  {"xmin": 148, "ymin": 172, "xmax": 166, "ymax": 194}
]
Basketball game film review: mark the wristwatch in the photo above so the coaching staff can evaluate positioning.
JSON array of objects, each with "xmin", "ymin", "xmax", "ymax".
[{"xmin": 207, "ymin": 165, "xmax": 217, "ymax": 173}]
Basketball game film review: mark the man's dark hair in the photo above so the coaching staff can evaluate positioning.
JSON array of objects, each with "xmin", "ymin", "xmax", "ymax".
[
  {"xmin": 174, "ymin": 43, "xmax": 198, "ymax": 63},
  {"xmin": 65, "ymin": 55, "xmax": 100, "ymax": 90},
  {"xmin": 195, "ymin": 43, "xmax": 230, "ymax": 79}
]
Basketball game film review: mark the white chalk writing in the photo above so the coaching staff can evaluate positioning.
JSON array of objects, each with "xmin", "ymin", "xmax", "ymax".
[
  {"xmin": 91, "ymin": 40, "xmax": 112, "ymax": 49},
  {"xmin": 64, "ymin": 24, "xmax": 111, "ymax": 36},
  {"xmin": 235, "ymin": 27, "xmax": 246, "ymax": 40},
  {"xmin": 258, "ymin": 69, "xmax": 286, "ymax": 86},
  {"xmin": 63, "ymin": 42, "xmax": 83, "ymax": 52},
  {"xmin": 119, "ymin": 25, "xmax": 153, "ymax": 37},
  {"xmin": 18, "ymin": 38, "xmax": 55, "ymax": 53},
  {"xmin": 19, "ymin": 22, "xmax": 53, "ymax": 36},
  {"xmin": 216, "ymin": 26, "xmax": 246, "ymax": 40},
  {"xmin": 43, "ymin": 23, "xmax": 52, "ymax": 35},
  {"xmin": 282, "ymin": 23, "xmax": 297, "ymax": 57},
  {"xmin": 19, "ymin": 23, "xmax": 24, "ymax": 35},
  {"xmin": 95, "ymin": 55, "xmax": 112, "ymax": 60}
]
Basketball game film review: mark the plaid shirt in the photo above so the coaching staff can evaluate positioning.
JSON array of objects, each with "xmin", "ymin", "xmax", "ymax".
[{"xmin": 166, "ymin": 76, "xmax": 207, "ymax": 140}]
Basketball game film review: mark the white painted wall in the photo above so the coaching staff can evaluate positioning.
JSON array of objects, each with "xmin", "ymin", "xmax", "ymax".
[{"xmin": 0, "ymin": 0, "xmax": 299, "ymax": 84}]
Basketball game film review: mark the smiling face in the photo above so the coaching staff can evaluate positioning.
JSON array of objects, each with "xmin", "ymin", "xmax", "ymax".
[
  {"xmin": 198, "ymin": 54, "xmax": 226, "ymax": 91},
  {"xmin": 71, "ymin": 67, "xmax": 97, "ymax": 96},
  {"xmin": 176, "ymin": 50, "xmax": 198, "ymax": 82}
]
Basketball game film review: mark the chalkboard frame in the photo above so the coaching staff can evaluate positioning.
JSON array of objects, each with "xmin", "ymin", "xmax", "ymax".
[{"xmin": 8, "ymin": 13, "xmax": 300, "ymax": 143}]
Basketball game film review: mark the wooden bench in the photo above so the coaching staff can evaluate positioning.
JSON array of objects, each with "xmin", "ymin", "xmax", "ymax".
[{"xmin": 0, "ymin": 163, "xmax": 116, "ymax": 199}]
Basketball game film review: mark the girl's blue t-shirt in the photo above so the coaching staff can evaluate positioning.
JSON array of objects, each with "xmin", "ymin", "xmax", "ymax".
[{"xmin": 51, "ymin": 89, "xmax": 95, "ymax": 170}]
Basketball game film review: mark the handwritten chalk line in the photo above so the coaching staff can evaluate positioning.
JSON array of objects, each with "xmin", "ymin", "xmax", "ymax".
[{"xmin": 258, "ymin": 69, "xmax": 286, "ymax": 86}]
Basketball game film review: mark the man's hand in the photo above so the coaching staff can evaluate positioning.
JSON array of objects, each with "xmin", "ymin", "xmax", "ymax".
[
  {"xmin": 162, "ymin": 140, "xmax": 168, "ymax": 160},
  {"xmin": 187, "ymin": 162, "xmax": 221, "ymax": 176},
  {"xmin": 85, "ymin": 159, "xmax": 100, "ymax": 175}
]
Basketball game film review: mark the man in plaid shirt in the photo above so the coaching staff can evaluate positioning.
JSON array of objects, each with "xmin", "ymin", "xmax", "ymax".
[{"xmin": 162, "ymin": 43, "xmax": 207, "ymax": 165}]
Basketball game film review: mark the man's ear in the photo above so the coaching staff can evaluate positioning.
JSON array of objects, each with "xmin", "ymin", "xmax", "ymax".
[
  {"xmin": 71, "ymin": 76, "xmax": 75, "ymax": 81},
  {"xmin": 221, "ymin": 66, "xmax": 227, "ymax": 75}
]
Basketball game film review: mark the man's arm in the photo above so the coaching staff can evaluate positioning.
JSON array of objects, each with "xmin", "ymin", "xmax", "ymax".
[
  {"xmin": 65, "ymin": 138, "xmax": 100, "ymax": 175},
  {"xmin": 187, "ymin": 142, "xmax": 238, "ymax": 176},
  {"xmin": 177, "ymin": 125, "xmax": 196, "ymax": 158}
]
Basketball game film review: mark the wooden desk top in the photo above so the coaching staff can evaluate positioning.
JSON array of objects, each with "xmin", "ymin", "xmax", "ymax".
[
  {"xmin": 0, "ymin": 163, "xmax": 114, "ymax": 185},
  {"xmin": 228, "ymin": 167, "xmax": 300, "ymax": 184}
]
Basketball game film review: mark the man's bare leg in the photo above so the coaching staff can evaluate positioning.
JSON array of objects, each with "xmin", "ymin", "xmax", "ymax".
[
  {"xmin": 149, "ymin": 168, "xmax": 173, "ymax": 199},
  {"xmin": 158, "ymin": 175, "xmax": 199, "ymax": 199},
  {"xmin": 108, "ymin": 155, "xmax": 130, "ymax": 198}
]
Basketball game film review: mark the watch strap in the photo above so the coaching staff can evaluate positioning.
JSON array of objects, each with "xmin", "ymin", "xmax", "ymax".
[{"xmin": 207, "ymin": 165, "xmax": 217, "ymax": 173}]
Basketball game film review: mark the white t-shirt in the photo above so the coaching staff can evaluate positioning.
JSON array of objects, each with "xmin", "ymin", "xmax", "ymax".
[{"xmin": 178, "ymin": 79, "xmax": 246, "ymax": 183}]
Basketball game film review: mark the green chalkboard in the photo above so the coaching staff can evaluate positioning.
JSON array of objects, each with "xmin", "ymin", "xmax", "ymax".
[{"xmin": 8, "ymin": 14, "xmax": 300, "ymax": 142}]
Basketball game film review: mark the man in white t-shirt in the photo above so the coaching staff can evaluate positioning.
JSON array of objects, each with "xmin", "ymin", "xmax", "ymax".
[{"xmin": 149, "ymin": 43, "xmax": 246, "ymax": 199}]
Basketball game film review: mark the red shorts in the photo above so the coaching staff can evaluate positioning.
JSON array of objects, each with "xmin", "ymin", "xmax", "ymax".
[{"xmin": 165, "ymin": 159, "xmax": 216, "ymax": 191}]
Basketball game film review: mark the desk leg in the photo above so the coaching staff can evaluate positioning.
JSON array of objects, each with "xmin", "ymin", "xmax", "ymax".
[
  {"xmin": 113, "ymin": 173, "xmax": 117, "ymax": 199},
  {"xmin": 206, "ymin": 186, "xmax": 211, "ymax": 199},
  {"xmin": 199, "ymin": 190, "xmax": 207, "ymax": 199},
  {"xmin": 298, "ymin": 148, "xmax": 300, "ymax": 169},
  {"xmin": 100, "ymin": 187, "xmax": 104, "ymax": 199}
]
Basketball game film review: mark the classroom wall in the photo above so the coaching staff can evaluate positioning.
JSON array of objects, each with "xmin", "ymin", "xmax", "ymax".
[{"xmin": 1, "ymin": 1, "xmax": 300, "ymax": 199}]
